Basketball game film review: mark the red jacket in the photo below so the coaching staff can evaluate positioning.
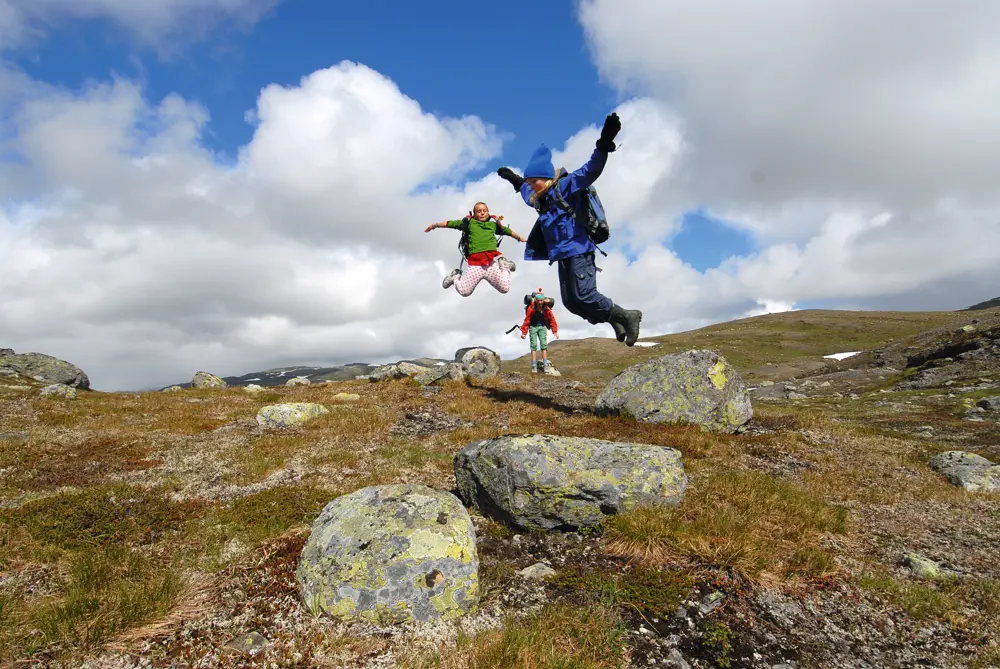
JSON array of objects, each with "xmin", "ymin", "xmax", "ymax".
[{"xmin": 520, "ymin": 304, "xmax": 558, "ymax": 337}]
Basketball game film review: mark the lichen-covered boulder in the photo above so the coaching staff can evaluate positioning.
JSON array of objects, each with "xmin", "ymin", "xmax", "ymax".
[
  {"xmin": 928, "ymin": 451, "xmax": 1000, "ymax": 492},
  {"xmin": 286, "ymin": 376, "xmax": 311, "ymax": 386},
  {"xmin": 40, "ymin": 384, "xmax": 77, "ymax": 399},
  {"xmin": 455, "ymin": 347, "xmax": 501, "ymax": 381},
  {"xmin": 415, "ymin": 363, "xmax": 466, "ymax": 386},
  {"xmin": 256, "ymin": 402, "xmax": 329, "ymax": 428},
  {"xmin": 368, "ymin": 362, "xmax": 430, "ymax": 383},
  {"xmin": 162, "ymin": 385, "xmax": 184, "ymax": 392},
  {"xmin": 454, "ymin": 434, "xmax": 688, "ymax": 531},
  {"xmin": 296, "ymin": 484, "xmax": 479, "ymax": 624},
  {"xmin": 0, "ymin": 351, "xmax": 90, "ymax": 389},
  {"xmin": 192, "ymin": 371, "xmax": 227, "ymax": 389},
  {"xmin": 595, "ymin": 350, "xmax": 752, "ymax": 433},
  {"xmin": 244, "ymin": 384, "xmax": 265, "ymax": 394}
]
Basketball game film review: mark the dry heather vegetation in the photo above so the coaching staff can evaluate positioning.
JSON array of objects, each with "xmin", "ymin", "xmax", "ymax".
[{"xmin": 0, "ymin": 308, "xmax": 999, "ymax": 668}]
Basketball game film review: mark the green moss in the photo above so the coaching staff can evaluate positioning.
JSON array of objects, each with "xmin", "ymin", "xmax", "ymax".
[
  {"xmin": 552, "ymin": 564, "xmax": 694, "ymax": 619},
  {"xmin": 217, "ymin": 485, "xmax": 334, "ymax": 544},
  {"xmin": 0, "ymin": 484, "xmax": 197, "ymax": 552}
]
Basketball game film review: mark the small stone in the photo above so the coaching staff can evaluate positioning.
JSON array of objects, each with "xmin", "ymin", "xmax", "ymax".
[
  {"xmin": 674, "ymin": 604, "xmax": 688, "ymax": 619},
  {"xmin": 667, "ymin": 648, "xmax": 692, "ymax": 669},
  {"xmin": 512, "ymin": 534, "xmax": 524, "ymax": 545},
  {"xmin": 849, "ymin": 393, "xmax": 860, "ymax": 400},
  {"xmin": 256, "ymin": 402, "xmax": 329, "ymax": 428},
  {"xmin": 40, "ymin": 384, "xmax": 77, "ymax": 399},
  {"xmin": 223, "ymin": 631, "xmax": 269, "ymax": 655},
  {"xmin": 333, "ymin": 392, "xmax": 361, "ymax": 401},
  {"xmin": 787, "ymin": 392, "xmax": 807, "ymax": 400},
  {"xmin": 699, "ymin": 591, "xmax": 725, "ymax": 614},
  {"xmin": 244, "ymin": 384, "xmax": 265, "ymax": 394},
  {"xmin": 960, "ymin": 325, "xmax": 976, "ymax": 333},
  {"xmin": 162, "ymin": 385, "xmax": 184, "ymax": 392},
  {"xmin": 286, "ymin": 376, "xmax": 311, "ymax": 386},
  {"xmin": 977, "ymin": 396, "xmax": 1000, "ymax": 411},
  {"xmin": 0, "ymin": 432, "xmax": 28, "ymax": 440},
  {"xmin": 819, "ymin": 381, "xmax": 831, "ymax": 387},
  {"xmin": 518, "ymin": 563, "xmax": 556, "ymax": 580},
  {"xmin": 760, "ymin": 380, "xmax": 775, "ymax": 387},
  {"xmin": 904, "ymin": 553, "xmax": 942, "ymax": 581}
]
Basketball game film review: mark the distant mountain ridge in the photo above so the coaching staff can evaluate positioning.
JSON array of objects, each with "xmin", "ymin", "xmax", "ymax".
[
  {"xmin": 163, "ymin": 357, "xmax": 451, "ymax": 390},
  {"xmin": 963, "ymin": 296, "xmax": 1000, "ymax": 311}
]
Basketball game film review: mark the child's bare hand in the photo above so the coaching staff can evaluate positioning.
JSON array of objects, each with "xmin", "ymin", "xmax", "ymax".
[
  {"xmin": 424, "ymin": 224, "xmax": 436, "ymax": 232},
  {"xmin": 521, "ymin": 334, "xmax": 526, "ymax": 339}
]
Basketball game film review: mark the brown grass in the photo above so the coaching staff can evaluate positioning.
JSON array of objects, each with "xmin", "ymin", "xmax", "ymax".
[
  {"xmin": 405, "ymin": 604, "xmax": 628, "ymax": 669},
  {"xmin": 605, "ymin": 471, "xmax": 847, "ymax": 582}
]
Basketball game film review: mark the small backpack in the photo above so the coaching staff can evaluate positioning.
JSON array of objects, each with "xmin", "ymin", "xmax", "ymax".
[
  {"xmin": 545, "ymin": 173, "xmax": 610, "ymax": 252},
  {"xmin": 458, "ymin": 213, "xmax": 505, "ymax": 261}
]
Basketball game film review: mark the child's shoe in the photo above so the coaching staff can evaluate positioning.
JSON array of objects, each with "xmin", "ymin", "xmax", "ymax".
[
  {"xmin": 530, "ymin": 362, "xmax": 538, "ymax": 373},
  {"xmin": 442, "ymin": 269, "xmax": 462, "ymax": 289},
  {"xmin": 497, "ymin": 257, "xmax": 516, "ymax": 272}
]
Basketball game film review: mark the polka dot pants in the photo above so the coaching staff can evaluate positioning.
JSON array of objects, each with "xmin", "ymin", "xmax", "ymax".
[{"xmin": 455, "ymin": 258, "xmax": 511, "ymax": 296}]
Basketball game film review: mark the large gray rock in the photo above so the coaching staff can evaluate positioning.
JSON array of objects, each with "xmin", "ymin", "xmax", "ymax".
[
  {"xmin": 455, "ymin": 347, "xmax": 501, "ymax": 381},
  {"xmin": 595, "ymin": 350, "xmax": 752, "ymax": 434},
  {"xmin": 415, "ymin": 363, "xmax": 466, "ymax": 386},
  {"xmin": 296, "ymin": 484, "xmax": 479, "ymax": 624},
  {"xmin": 0, "ymin": 350, "xmax": 90, "ymax": 389},
  {"xmin": 192, "ymin": 371, "xmax": 227, "ymax": 388},
  {"xmin": 928, "ymin": 451, "xmax": 1000, "ymax": 492},
  {"xmin": 368, "ymin": 361, "xmax": 430, "ymax": 383},
  {"xmin": 454, "ymin": 434, "xmax": 688, "ymax": 531}
]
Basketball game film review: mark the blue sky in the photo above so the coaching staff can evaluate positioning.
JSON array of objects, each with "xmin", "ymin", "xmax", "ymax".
[{"xmin": 7, "ymin": 0, "xmax": 751, "ymax": 272}]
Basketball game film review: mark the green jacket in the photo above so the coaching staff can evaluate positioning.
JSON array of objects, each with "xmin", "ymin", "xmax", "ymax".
[{"xmin": 446, "ymin": 217, "xmax": 514, "ymax": 255}]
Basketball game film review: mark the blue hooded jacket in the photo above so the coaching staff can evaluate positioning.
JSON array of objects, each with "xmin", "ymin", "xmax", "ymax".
[{"xmin": 520, "ymin": 146, "xmax": 608, "ymax": 263}]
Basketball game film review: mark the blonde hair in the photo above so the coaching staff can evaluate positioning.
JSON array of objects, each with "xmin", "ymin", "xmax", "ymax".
[{"xmin": 527, "ymin": 169, "xmax": 565, "ymax": 206}]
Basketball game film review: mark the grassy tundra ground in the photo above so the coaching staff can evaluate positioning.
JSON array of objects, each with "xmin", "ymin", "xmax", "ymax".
[{"xmin": 1, "ymin": 308, "xmax": 998, "ymax": 668}]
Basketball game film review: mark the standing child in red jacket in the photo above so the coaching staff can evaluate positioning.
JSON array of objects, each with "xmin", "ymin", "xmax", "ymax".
[{"xmin": 520, "ymin": 289, "xmax": 559, "ymax": 373}]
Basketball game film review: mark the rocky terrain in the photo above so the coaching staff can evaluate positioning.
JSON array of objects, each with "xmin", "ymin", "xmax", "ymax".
[{"xmin": 0, "ymin": 307, "xmax": 999, "ymax": 668}]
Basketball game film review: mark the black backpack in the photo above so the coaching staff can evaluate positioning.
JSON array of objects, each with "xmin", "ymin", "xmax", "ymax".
[
  {"xmin": 458, "ymin": 214, "xmax": 505, "ymax": 262},
  {"xmin": 524, "ymin": 294, "xmax": 555, "ymax": 312}
]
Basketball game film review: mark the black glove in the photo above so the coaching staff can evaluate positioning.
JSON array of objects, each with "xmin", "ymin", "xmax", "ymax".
[
  {"xmin": 497, "ymin": 167, "xmax": 524, "ymax": 192},
  {"xmin": 596, "ymin": 112, "xmax": 621, "ymax": 153}
]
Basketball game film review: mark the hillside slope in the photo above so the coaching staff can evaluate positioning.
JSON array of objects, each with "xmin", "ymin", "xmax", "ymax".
[{"xmin": 507, "ymin": 308, "xmax": 982, "ymax": 383}]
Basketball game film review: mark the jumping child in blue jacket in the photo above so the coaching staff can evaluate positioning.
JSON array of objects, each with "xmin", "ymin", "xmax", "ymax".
[{"xmin": 496, "ymin": 112, "xmax": 642, "ymax": 345}]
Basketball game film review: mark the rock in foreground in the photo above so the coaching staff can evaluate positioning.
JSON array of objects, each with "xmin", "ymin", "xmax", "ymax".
[
  {"xmin": 256, "ymin": 403, "xmax": 329, "ymax": 428},
  {"xmin": 0, "ymin": 350, "xmax": 90, "ymax": 389},
  {"xmin": 296, "ymin": 484, "xmax": 479, "ymax": 624},
  {"xmin": 928, "ymin": 451, "xmax": 1000, "ymax": 492},
  {"xmin": 455, "ymin": 347, "xmax": 501, "ymax": 381},
  {"xmin": 454, "ymin": 434, "xmax": 687, "ymax": 531},
  {"xmin": 595, "ymin": 350, "xmax": 752, "ymax": 433}
]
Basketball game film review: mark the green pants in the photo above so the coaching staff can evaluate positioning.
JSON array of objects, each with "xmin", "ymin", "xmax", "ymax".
[{"xmin": 529, "ymin": 325, "xmax": 548, "ymax": 351}]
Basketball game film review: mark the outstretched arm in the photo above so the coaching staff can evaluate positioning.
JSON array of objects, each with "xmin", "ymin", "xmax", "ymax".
[
  {"xmin": 424, "ymin": 220, "xmax": 463, "ymax": 232},
  {"xmin": 557, "ymin": 112, "xmax": 621, "ymax": 197},
  {"xmin": 498, "ymin": 218, "xmax": 526, "ymax": 242}
]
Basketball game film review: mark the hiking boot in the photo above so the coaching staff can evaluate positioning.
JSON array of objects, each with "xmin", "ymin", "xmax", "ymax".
[
  {"xmin": 609, "ymin": 320, "xmax": 626, "ymax": 343},
  {"xmin": 609, "ymin": 304, "xmax": 642, "ymax": 347},
  {"xmin": 442, "ymin": 269, "xmax": 461, "ymax": 289},
  {"xmin": 497, "ymin": 257, "xmax": 516, "ymax": 272}
]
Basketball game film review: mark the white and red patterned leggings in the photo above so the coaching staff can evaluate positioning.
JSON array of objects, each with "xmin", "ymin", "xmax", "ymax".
[{"xmin": 455, "ymin": 259, "xmax": 511, "ymax": 296}]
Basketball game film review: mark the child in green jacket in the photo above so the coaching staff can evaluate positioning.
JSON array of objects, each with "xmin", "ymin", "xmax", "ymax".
[{"xmin": 425, "ymin": 202, "xmax": 525, "ymax": 296}]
